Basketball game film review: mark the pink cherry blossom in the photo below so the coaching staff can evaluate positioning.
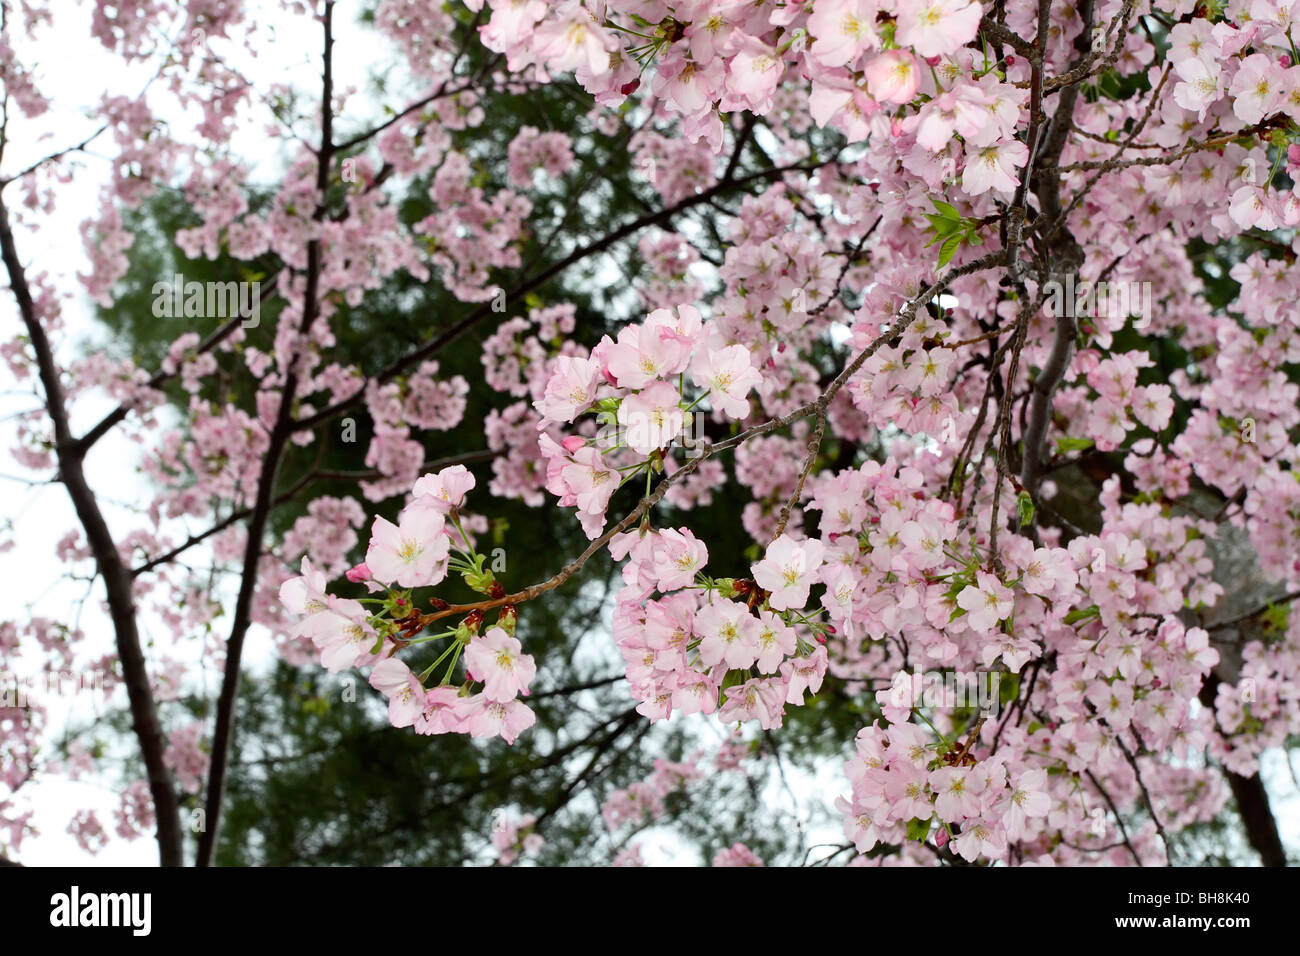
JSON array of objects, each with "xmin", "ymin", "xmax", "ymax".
[
  {"xmin": 369, "ymin": 657, "xmax": 425, "ymax": 728},
  {"xmin": 864, "ymin": 50, "xmax": 922, "ymax": 105},
  {"xmin": 365, "ymin": 508, "xmax": 451, "ymax": 589},
  {"xmin": 465, "ymin": 626, "xmax": 537, "ymax": 702},
  {"xmin": 929, "ymin": 766, "xmax": 985, "ymax": 822},
  {"xmin": 534, "ymin": 355, "xmax": 602, "ymax": 424},
  {"xmin": 410, "ymin": 464, "xmax": 477, "ymax": 513},
  {"xmin": 808, "ymin": 0, "xmax": 881, "ymax": 68},
  {"xmin": 695, "ymin": 597, "xmax": 760, "ymax": 670},
  {"xmin": 689, "ymin": 344, "xmax": 762, "ymax": 419},
  {"xmin": 532, "ymin": 3, "xmax": 615, "ymax": 76},
  {"xmin": 1229, "ymin": 53, "xmax": 1286, "ymax": 123},
  {"xmin": 955, "ymin": 571, "xmax": 1015, "ymax": 633},
  {"xmin": 718, "ymin": 676, "xmax": 786, "ymax": 730},
  {"xmin": 649, "ymin": 528, "xmax": 709, "ymax": 591},
  {"xmin": 751, "ymin": 534, "xmax": 825, "ymax": 611},
  {"xmin": 16, "ymin": 0, "xmax": 1300, "ymax": 870},
  {"xmin": 895, "ymin": 0, "xmax": 983, "ymax": 57},
  {"xmin": 618, "ymin": 380, "xmax": 685, "ymax": 457},
  {"xmin": 460, "ymin": 694, "xmax": 537, "ymax": 744},
  {"xmin": 415, "ymin": 687, "xmax": 467, "ymax": 736},
  {"xmin": 962, "ymin": 139, "xmax": 1030, "ymax": 196},
  {"xmin": 781, "ymin": 646, "xmax": 829, "ymax": 705},
  {"xmin": 753, "ymin": 609, "xmax": 796, "ymax": 673}
]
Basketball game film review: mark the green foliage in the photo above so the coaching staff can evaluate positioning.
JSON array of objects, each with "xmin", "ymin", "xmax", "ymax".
[
  {"xmin": 1015, "ymin": 491, "xmax": 1035, "ymax": 530},
  {"xmin": 924, "ymin": 198, "xmax": 984, "ymax": 268}
]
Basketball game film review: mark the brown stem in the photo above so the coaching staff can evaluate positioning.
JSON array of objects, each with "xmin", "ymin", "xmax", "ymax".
[{"xmin": 771, "ymin": 406, "xmax": 826, "ymax": 541}]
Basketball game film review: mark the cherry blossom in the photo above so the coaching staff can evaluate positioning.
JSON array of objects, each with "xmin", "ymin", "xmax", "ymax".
[
  {"xmin": 365, "ymin": 508, "xmax": 451, "ymax": 589},
  {"xmin": 752, "ymin": 534, "xmax": 825, "ymax": 611},
  {"xmin": 465, "ymin": 627, "xmax": 538, "ymax": 702}
]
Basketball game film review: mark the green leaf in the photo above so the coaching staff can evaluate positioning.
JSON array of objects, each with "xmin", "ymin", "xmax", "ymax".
[
  {"xmin": 1262, "ymin": 602, "xmax": 1290, "ymax": 633},
  {"xmin": 906, "ymin": 816, "xmax": 933, "ymax": 842},
  {"xmin": 720, "ymin": 669, "xmax": 748, "ymax": 691},
  {"xmin": 491, "ymin": 517, "xmax": 510, "ymax": 547},
  {"xmin": 936, "ymin": 233, "xmax": 963, "ymax": 268},
  {"xmin": 1054, "ymin": 436, "xmax": 1095, "ymax": 453},
  {"xmin": 1064, "ymin": 605, "xmax": 1100, "ymax": 625},
  {"xmin": 1000, "ymin": 674, "xmax": 1020, "ymax": 707},
  {"xmin": 718, "ymin": 668, "xmax": 748, "ymax": 706},
  {"xmin": 929, "ymin": 199, "xmax": 961, "ymax": 221},
  {"xmin": 924, "ymin": 217, "xmax": 960, "ymax": 244},
  {"xmin": 1016, "ymin": 491, "xmax": 1035, "ymax": 529},
  {"xmin": 924, "ymin": 199, "xmax": 966, "ymax": 252}
]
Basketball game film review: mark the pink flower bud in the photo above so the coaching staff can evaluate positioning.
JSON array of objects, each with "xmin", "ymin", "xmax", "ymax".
[
  {"xmin": 561, "ymin": 435, "xmax": 586, "ymax": 454},
  {"xmin": 345, "ymin": 562, "xmax": 372, "ymax": 583}
]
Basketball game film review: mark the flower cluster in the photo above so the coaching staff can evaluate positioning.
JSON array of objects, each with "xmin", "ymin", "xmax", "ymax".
[
  {"xmin": 612, "ymin": 528, "xmax": 831, "ymax": 726},
  {"xmin": 536, "ymin": 303, "xmax": 762, "ymax": 538},
  {"xmin": 280, "ymin": 466, "xmax": 540, "ymax": 745}
]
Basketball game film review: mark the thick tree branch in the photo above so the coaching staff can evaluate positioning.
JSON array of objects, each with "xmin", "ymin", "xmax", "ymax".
[
  {"xmin": 1198, "ymin": 672, "xmax": 1288, "ymax": 866},
  {"xmin": 195, "ymin": 0, "xmax": 336, "ymax": 868},
  {"xmin": 0, "ymin": 195, "xmax": 184, "ymax": 866},
  {"xmin": 1018, "ymin": 0, "xmax": 1093, "ymax": 503}
]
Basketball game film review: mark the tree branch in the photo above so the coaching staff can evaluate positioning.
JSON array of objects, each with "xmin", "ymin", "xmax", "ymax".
[
  {"xmin": 1198, "ymin": 672, "xmax": 1288, "ymax": 866},
  {"xmin": 195, "ymin": 0, "xmax": 337, "ymax": 868},
  {"xmin": 0, "ymin": 195, "xmax": 184, "ymax": 866}
]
